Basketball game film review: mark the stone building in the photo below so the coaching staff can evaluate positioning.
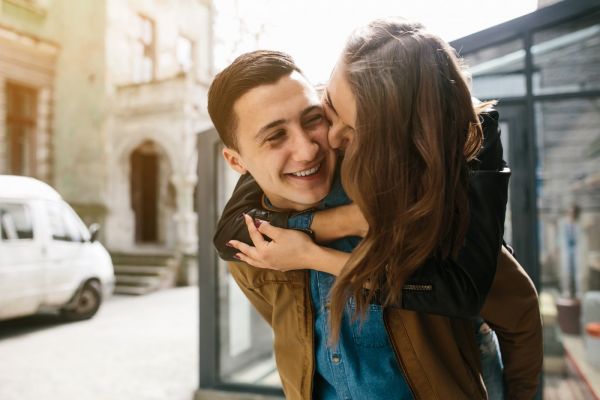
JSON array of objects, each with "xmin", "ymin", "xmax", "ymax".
[{"xmin": 0, "ymin": 0, "xmax": 213, "ymax": 293}]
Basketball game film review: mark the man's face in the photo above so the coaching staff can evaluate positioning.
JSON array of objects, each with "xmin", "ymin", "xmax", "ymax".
[{"xmin": 222, "ymin": 71, "xmax": 336, "ymax": 211}]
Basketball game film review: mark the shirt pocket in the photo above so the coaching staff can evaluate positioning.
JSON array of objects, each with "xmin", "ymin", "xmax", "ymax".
[{"xmin": 347, "ymin": 298, "xmax": 389, "ymax": 348}]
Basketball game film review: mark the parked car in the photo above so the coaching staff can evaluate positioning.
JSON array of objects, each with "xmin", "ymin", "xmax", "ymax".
[{"xmin": 0, "ymin": 175, "xmax": 114, "ymax": 321}]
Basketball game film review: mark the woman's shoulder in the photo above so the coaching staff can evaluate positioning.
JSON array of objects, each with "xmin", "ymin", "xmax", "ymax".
[{"xmin": 472, "ymin": 100, "xmax": 504, "ymax": 171}]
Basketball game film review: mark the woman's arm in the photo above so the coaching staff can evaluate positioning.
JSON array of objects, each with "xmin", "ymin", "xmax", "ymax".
[
  {"xmin": 310, "ymin": 204, "xmax": 367, "ymax": 242},
  {"xmin": 400, "ymin": 110, "xmax": 509, "ymax": 317},
  {"xmin": 213, "ymin": 172, "xmax": 363, "ymax": 262},
  {"xmin": 227, "ymin": 214, "xmax": 351, "ymax": 275}
]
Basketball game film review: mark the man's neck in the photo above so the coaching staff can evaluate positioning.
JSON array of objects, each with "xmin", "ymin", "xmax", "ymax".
[{"xmin": 262, "ymin": 193, "xmax": 319, "ymax": 213}]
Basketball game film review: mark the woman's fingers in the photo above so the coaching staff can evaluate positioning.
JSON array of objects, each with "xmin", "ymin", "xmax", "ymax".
[
  {"xmin": 243, "ymin": 213, "xmax": 269, "ymax": 246},
  {"xmin": 228, "ymin": 217, "xmax": 306, "ymax": 271},
  {"xmin": 234, "ymin": 251, "xmax": 258, "ymax": 266},
  {"xmin": 227, "ymin": 239, "xmax": 260, "ymax": 260},
  {"xmin": 255, "ymin": 219, "xmax": 281, "ymax": 239},
  {"xmin": 227, "ymin": 236, "xmax": 275, "ymax": 270}
]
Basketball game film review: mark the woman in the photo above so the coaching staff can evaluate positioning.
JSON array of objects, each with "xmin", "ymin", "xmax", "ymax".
[{"xmin": 217, "ymin": 18, "xmax": 541, "ymax": 399}]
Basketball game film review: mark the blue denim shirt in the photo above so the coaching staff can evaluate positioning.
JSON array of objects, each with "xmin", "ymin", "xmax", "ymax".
[{"xmin": 288, "ymin": 176, "xmax": 413, "ymax": 400}]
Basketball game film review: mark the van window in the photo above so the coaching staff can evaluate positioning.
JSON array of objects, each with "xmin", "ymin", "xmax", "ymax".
[
  {"xmin": 63, "ymin": 204, "xmax": 91, "ymax": 242},
  {"xmin": 46, "ymin": 201, "xmax": 83, "ymax": 242},
  {"xmin": 0, "ymin": 203, "xmax": 34, "ymax": 240}
]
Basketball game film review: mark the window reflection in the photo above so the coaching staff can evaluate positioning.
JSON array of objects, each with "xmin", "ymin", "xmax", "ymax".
[
  {"xmin": 535, "ymin": 98, "xmax": 600, "ymax": 294},
  {"xmin": 533, "ymin": 12, "xmax": 600, "ymax": 95},
  {"xmin": 463, "ymin": 39, "xmax": 526, "ymax": 99}
]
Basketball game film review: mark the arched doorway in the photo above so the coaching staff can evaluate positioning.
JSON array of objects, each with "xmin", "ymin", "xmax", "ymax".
[{"xmin": 130, "ymin": 141, "xmax": 160, "ymax": 243}]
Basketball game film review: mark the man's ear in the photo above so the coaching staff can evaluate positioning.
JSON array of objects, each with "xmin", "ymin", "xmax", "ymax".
[{"xmin": 222, "ymin": 147, "xmax": 247, "ymax": 174}]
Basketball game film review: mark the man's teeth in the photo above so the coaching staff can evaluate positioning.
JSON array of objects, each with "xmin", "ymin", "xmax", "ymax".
[{"xmin": 292, "ymin": 165, "xmax": 320, "ymax": 177}]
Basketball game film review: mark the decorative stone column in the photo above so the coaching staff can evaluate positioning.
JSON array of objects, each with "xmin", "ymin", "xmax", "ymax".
[{"xmin": 171, "ymin": 173, "xmax": 199, "ymax": 285}]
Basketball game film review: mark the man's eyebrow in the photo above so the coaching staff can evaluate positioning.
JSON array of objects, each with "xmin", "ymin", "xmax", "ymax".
[
  {"xmin": 300, "ymin": 105, "xmax": 322, "ymax": 118},
  {"xmin": 324, "ymin": 90, "xmax": 338, "ymax": 115}
]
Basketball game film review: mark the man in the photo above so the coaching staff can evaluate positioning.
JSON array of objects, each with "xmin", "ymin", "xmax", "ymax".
[{"xmin": 207, "ymin": 50, "xmax": 541, "ymax": 400}]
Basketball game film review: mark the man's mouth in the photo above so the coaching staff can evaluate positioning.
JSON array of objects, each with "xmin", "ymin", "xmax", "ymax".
[{"xmin": 288, "ymin": 163, "xmax": 321, "ymax": 177}]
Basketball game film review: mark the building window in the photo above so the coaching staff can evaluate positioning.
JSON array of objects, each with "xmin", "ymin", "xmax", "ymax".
[
  {"xmin": 6, "ymin": 82, "xmax": 37, "ymax": 177},
  {"xmin": 532, "ymin": 13, "xmax": 600, "ymax": 95},
  {"xmin": 132, "ymin": 14, "xmax": 155, "ymax": 83},
  {"xmin": 176, "ymin": 35, "xmax": 194, "ymax": 74}
]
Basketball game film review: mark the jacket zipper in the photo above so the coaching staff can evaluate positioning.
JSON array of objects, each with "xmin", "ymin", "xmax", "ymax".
[
  {"xmin": 383, "ymin": 313, "xmax": 417, "ymax": 398},
  {"xmin": 403, "ymin": 283, "xmax": 433, "ymax": 291}
]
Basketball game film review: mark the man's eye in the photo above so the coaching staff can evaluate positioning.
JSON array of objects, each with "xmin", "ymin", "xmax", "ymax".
[
  {"xmin": 304, "ymin": 114, "xmax": 325, "ymax": 127},
  {"xmin": 266, "ymin": 131, "xmax": 285, "ymax": 142}
]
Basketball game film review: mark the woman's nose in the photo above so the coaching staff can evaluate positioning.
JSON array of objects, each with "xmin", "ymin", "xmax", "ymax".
[{"xmin": 328, "ymin": 122, "xmax": 350, "ymax": 150}]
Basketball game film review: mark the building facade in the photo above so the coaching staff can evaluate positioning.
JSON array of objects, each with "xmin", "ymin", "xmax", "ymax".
[{"xmin": 0, "ymin": 0, "xmax": 213, "ymax": 293}]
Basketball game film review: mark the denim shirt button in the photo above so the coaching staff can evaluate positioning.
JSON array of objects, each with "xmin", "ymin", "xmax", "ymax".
[{"xmin": 332, "ymin": 354, "xmax": 341, "ymax": 364}]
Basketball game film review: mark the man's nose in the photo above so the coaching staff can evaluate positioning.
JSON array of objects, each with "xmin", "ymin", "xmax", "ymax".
[{"xmin": 291, "ymin": 131, "xmax": 319, "ymax": 162}]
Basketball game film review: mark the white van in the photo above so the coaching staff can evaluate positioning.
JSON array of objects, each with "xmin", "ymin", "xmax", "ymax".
[{"xmin": 0, "ymin": 175, "xmax": 114, "ymax": 321}]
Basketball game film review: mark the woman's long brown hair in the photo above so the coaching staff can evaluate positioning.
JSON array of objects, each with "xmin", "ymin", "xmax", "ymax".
[{"xmin": 328, "ymin": 18, "xmax": 487, "ymax": 342}]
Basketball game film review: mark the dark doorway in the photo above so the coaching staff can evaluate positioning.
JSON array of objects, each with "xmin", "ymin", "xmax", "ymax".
[
  {"xmin": 131, "ymin": 141, "xmax": 160, "ymax": 243},
  {"xmin": 6, "ymin": 82, "xmax": 37, "ymax": 176}
]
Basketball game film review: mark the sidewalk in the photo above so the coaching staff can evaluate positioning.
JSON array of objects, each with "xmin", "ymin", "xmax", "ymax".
[{"xmin": 0, "ymin": 287, "xmax": 199, "ymax": 400}]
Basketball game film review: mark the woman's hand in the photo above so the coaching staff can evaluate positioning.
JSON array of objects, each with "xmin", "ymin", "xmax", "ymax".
[
  {"xmin": 227, "ymin": 214, "xmax": 318, "ymax": 271},
  {"xmin": 227, "ymin": 214, "xmax": 350, "ymax": 275}
]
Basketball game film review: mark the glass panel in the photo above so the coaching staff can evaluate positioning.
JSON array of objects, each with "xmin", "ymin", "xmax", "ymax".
[
  {"xmin": 536, "ymin": 97, "xmax": 600, "ymax": 393},
  {"xmin": 0, "ymin": 203, "xmax": 33, "ymax": 240},
  {"xmin": 499, "ymin": 121, "xmax": 513, "ymax": 246},
  {"xmin": 533, "ymin": 11, "xmax": 600, "ymax": 95},
  {"xmin": 462, "ymin": 39, "xmax": 526, "ymax": 100},
  {"xmin": 215, "ymin": 143, "xmax": 280, "ymax": 388},
  {"xmin": 536, "ymin": 97, "xmax": 600, "ymax": 294}
]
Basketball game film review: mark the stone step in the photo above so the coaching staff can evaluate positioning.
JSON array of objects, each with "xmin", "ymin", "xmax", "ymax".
[
  {"xmin": 115, "ymin": 274, "xmax": 162, "ymax": 286},
  {"xmin": 110, "ymin": 252, "xmax": 172, "ymax": 267},
  {"xmin": 110, "ymin": 252, "xmax": 178, "ymax": 295},
  {"xmin": 114, "ymin": 285, "xmax": 158, "ymax": 296},
  {"xmin": 114, "ymin": 265, "xmax": 167, "ymax": 276}
]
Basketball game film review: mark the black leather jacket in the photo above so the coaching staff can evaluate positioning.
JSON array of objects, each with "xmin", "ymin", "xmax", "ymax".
[{"xmin": 213, "ymin": 111, "xmax": 510, "ymax": 318}]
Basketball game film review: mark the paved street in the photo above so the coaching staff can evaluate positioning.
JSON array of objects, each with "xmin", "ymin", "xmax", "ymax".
[{"xmin": 0, "ymin": 287, "xmax": 198, "ymax": 400}]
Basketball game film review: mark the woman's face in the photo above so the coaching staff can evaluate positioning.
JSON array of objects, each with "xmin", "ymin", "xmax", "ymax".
[{"xmin": 323, "ymin": 61, "xmax": 357, "ymax": 152}]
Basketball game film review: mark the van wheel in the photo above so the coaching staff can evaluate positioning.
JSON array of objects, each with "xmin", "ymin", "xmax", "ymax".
[{"xmin": 61, "ymin": 281, "xmax": 102, "ymax": 321}]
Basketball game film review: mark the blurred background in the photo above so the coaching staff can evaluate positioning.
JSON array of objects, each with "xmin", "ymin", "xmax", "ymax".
[{"xmin": 0, "ymin": 0, "xmax": 599, "ymax": 399}]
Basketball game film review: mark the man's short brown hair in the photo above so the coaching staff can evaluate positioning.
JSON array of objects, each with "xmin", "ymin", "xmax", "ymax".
[{"xmin": 207, "ymin": 50, "xmax": 303, "ymax": 150}]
